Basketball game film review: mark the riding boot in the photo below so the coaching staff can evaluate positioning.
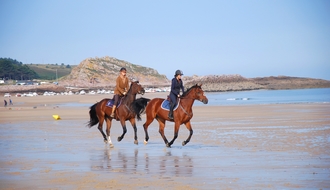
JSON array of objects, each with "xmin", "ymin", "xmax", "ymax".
[
  {"xmin": 110, "ymin": 105, "xmax": 116, "ymax": 118},
  {"xmin": 168, "ymin": 103, "xmax": 174, "ymax": 120}
]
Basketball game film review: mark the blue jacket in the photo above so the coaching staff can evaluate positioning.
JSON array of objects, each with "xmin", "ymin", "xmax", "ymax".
[{"xmin": 170, "ymin": 78, "xmax": 184, "ymax": 97}]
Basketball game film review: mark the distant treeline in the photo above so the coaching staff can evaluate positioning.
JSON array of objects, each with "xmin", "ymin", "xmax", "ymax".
[
  {"xmin": 0, "ymin": 58, "xmax": 39, "ymax": 80},
  {"xmin": 0, "ymin": 57, "xmax": 75, "ymax": 81}
]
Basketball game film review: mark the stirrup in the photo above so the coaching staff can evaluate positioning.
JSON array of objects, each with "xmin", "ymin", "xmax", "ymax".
[{"xmin": 110, "ymin": 113, "xmax": 115, "ymax": 118}]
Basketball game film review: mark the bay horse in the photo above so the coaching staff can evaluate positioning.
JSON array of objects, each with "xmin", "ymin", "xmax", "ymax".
[
  {"xmin": 143, "ymin": 84, "xmax": 208, "ymax": 147},
  {"xmin": 87, "ymin": 80, "xmax": 150, "ymax": 147}
]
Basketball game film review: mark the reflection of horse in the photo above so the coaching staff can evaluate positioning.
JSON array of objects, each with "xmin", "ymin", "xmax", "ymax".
[
  {"xmin": 91, "ymin": 147, "xmax": 193, "ymax": 177},
  {"xmin": 88, "ymin": 80, "xmax": 150, "ymax": 147},
  {"xmin": 143, "ymin": 84, "xmax": 208, "ymax": 147}
]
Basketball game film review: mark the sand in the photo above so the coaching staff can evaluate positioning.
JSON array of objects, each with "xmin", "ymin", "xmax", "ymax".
[{"xmin": 0, "ymin": 92, "xmax": 329, "ymax": 189}]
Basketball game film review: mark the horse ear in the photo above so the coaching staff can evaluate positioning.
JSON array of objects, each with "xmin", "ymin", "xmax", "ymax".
[{"xmin": 197, "ymin": 83, "xmax": 202, "ymax": 87}]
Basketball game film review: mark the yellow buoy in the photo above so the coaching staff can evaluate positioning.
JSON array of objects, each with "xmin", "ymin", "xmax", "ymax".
[{"xmin": 52, "ymin": 115, "xmax": 61, "ymax": 120}]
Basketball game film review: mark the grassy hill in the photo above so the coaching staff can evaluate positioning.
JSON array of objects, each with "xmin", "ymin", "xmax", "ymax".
[{"xmin": 27, "ymin": 64, "xmax": 76, "ymax": 80}]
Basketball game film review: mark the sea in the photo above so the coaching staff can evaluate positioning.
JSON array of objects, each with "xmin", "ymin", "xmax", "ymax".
[{"xmin": 195, "ymin": 88, "xmax": 330, "ymax": 106}]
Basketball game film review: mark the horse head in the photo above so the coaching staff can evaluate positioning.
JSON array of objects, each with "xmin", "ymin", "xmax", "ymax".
[
  {"xmin": 182, "ymin": 83, "xmax": 208, "ymax": 104},
  {"xmin": 129, "ymin": 79, "xmax": 145, "ymax": 95}
]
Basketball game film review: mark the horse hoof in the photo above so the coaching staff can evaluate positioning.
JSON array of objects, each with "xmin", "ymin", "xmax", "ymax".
[
  {"xmin": 182, "ymin": 141, "xmax": 186, "ymax": 146},
  {"xmin": 134, "ymin": 140, "xmax": 138, "ymax": 145},
  {"xmin": 104, "ymin": 140, "xmax": 108, "ymax": 144},
  {"xmin": 117, "ymin": 137, "xmax": 122, "ymax": 142},
  {"xmin": 144, "ymin": 140, "xmax": 148, "ymax": 145},
  {"xmin": 109, "ymin": 144, "xmax": 114, "ymax": 148},
  {"xmin": 166, "ymin": 143, "xmax": 171, "ymax": 148}
]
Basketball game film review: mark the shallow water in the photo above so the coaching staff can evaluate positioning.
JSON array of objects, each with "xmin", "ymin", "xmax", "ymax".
[{"xmin": 197, "ymin": 88, "xmax": 330, "ymax": 106}]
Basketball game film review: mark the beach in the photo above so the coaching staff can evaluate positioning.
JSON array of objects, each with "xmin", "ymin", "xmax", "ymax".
[{"xmin": 1, "ymin": 92, "xmax": 330, "ymax": 189}]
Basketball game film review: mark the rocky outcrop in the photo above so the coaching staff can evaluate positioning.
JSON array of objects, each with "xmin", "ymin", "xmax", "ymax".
[
  {"xmin": 184, "ymin": 74, "xmax": 263, "ymax": 91},
  {"xmin": 184, "ymin": 75, "xmax": 330, "ymax": 92},
  {"xmin": 60, "ymin": 56, "xmax": 170, "ymax": 87}
]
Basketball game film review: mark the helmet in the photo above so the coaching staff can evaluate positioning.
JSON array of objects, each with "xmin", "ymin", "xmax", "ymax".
[
  {"xmin": 175, "ymin": 70, "xmax": 183, "ymax": 76},
  {"xmin": 120, "ymin": 67, "xmax": 126, "ymax": 72}
]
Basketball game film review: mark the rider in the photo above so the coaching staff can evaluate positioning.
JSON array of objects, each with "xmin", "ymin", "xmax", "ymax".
[
  {"xmin": 168, "ymin": 69, "xmax": 184, "ymax": 120},
  {"xmin": 111, "ymin": 67, "xmax": 129, "ymax": 118}
]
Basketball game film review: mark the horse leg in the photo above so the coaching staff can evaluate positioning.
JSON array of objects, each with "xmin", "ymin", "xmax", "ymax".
[
  {"xmin": 97, "ymin": 115, "xmax": 107, "ymax": 143},
  {"xmin": 143, "ymin": 116, "xmax": 155, "ymax": 144},
  {"xmin": 105, "ymin": 117, "xmax": 114, "ymax": 148},
  {"xmin": 157, "ymin": 119, "xmax": 170, "ymax": 147},
  {"xmin": 168, "ymin": 122, "xmax": 180, "ymax": 147},
  {"xmin": 129, "ymin": 118, "xmax": 138, "ymax": 145},
  {"xmin": 117, "ymin": 120, "xmax": 127, "ymax": 142},
  {"xmin": 182, "ymin": 121, "xmax": 193, "ymax": 146}
]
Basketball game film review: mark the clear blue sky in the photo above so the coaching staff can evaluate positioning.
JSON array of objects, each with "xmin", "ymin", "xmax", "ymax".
[{"xmin": 1, "ymin": 0, "xmax": 329, "ymax": 80}]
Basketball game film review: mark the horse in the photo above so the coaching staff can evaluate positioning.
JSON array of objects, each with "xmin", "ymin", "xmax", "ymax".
[
  {"xmin": 87, "ymin": 80, "xmax": 150, "ymax": 147},
  {"xmin": 142, "ymin": 84, "xmax": 208, "ymax": 147}
]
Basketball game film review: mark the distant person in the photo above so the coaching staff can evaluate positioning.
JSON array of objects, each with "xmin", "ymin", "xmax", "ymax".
[
  {"xmin": 9, "ymin": 99, "xmax": 13, "ymax": 105},
  {"xmin": 110, "ymin": 67, "xmax": 129, "ymax": 118},
  {"xmin": 4, "ymin": 99, "xmax": 7, "ymax": 107},
  {"xmin": 168, "ymin": 70, "xmax": 185, "ymax": 120}
]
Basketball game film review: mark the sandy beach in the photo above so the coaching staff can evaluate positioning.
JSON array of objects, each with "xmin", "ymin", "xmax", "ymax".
[{"xmin": 1, "ymin": 92, "xmax": 329, "ymax": 189}]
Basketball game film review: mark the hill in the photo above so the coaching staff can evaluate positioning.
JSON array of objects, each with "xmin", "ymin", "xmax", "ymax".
[
  {"xmin": 59, "ymin": 56, "xmax": 170, "ymax": 87},
  {"xmin": 27, "ymin": 63, "xmax": 76, "ymax": 80}
]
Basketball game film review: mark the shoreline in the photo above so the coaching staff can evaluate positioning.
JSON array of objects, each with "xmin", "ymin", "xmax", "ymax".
[{"xmin": 1, "ymin": 84, "xmax": 330, "ymax": 96}]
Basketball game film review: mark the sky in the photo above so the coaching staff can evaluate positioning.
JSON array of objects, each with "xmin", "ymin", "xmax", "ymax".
[{"xmin": 0, "ymin": 0, "xmax": 329, "ymax": 80}]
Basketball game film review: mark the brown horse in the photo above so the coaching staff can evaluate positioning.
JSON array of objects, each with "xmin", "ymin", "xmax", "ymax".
[
  {"xmin": 143, "ymin": 84, "xmax": 208, "ymax": 147},
  {"xmin": 87, "ymin": 80, "xmax": 150, "ymax": 147}
]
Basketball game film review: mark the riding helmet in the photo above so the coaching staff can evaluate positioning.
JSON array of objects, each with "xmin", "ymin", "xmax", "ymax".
[
  {"xmin": 175, "ymin": 70, "xmax": 183, "ymax": 76},
  {"xmin": 120, "ymin": 67, "xmax": 126, "ymax": 72}
]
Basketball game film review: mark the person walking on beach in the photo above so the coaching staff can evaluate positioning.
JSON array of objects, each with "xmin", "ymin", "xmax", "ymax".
[
  {"xmin": 110, "ymin": 67, "xmax": 129, "ymax": 118},
  {"xmin": 9, "ymin": 99, "xmax": 13, "ymax": 105},
  {"xmin": 168, "ymin": 70, "xmax": 185, "ymax": 120},
  {"xmin": 4, "ymin": 99, "xmax": 7, "ymax": 107}
]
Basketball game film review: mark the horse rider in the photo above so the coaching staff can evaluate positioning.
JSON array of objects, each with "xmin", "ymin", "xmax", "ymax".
[
  {"xmin": 168, "ymin": 69, "xmax": 185, "ymax": 120},
  {"xmin": 111, "ymin": 67, "xmax": 129, "ymax": 118}
]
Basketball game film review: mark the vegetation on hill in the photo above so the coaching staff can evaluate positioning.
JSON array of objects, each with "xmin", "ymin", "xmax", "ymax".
[
  {"xmin": 0, "ymin": 58, "xmax": 39, "ymax": 80},
  {"xmin": 0, "ymin": 57, "xmax": 75, "ymax": 81},
  {"xmin": 27, "ymin": 63, "xmax": 75, "ymax": 80}
]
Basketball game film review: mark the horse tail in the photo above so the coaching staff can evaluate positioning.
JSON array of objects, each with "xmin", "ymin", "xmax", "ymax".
[
  {"xmin": 88, "ymin": 103, "xmax": 99, "ymax": 128},
  {"xmin": 132, "ymin": 97, "xmax": 151, "ymax": 121}
]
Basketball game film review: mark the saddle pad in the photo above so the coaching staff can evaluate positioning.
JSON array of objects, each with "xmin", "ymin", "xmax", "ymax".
[
  {"xmin": 105, "ymin": 99, "xmax": 122, "ymax": 108},
  {"xmin": 161, "ymin": 99, "xmax": 180, "ymax": 111}
]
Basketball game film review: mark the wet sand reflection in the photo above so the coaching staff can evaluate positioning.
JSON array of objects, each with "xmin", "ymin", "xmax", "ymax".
[{"xmin": 91, "ymin": 146, "xmax": 193, "ymax": 178}]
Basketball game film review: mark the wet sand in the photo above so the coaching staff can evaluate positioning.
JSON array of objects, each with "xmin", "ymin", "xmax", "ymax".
[{"xmin": 1, "ymin": 93, "xmax": 330, "ymax": 189}]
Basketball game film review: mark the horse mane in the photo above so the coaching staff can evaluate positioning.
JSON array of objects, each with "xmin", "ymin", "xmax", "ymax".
[
  {"xmin": 131, "ymin": 97, "xmax": 150, "ymax": 121},
  {"xmin": 181, "ymin": 84, "xmax": 200, "ymax": 97},
  {"xmin": 127, "ymin": 80, "xmax": 139, "ymax": 94}
]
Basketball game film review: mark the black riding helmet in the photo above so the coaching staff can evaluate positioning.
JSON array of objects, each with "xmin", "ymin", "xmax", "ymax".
[
  {"xmin": 120, "ymin": 67, "xmax": 126, "ymax": 72},
  {"xmin": 175, "ymin": 70, "xmax": 183, "ymax": 76}
]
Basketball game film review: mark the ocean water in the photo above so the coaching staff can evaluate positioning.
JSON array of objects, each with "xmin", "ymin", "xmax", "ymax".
[{"xmin": 195, "ymin": 88, "xmax": 330, "ymax": 106}]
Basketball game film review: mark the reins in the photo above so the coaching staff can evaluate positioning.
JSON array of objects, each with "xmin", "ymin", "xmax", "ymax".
[
  {"xmin": 180, "ymin": 104, "xmax": 193, "ymax": 118},
  {"xmin": 178, "ymin": 95, "xmax": 195, "ymax": 118}
]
